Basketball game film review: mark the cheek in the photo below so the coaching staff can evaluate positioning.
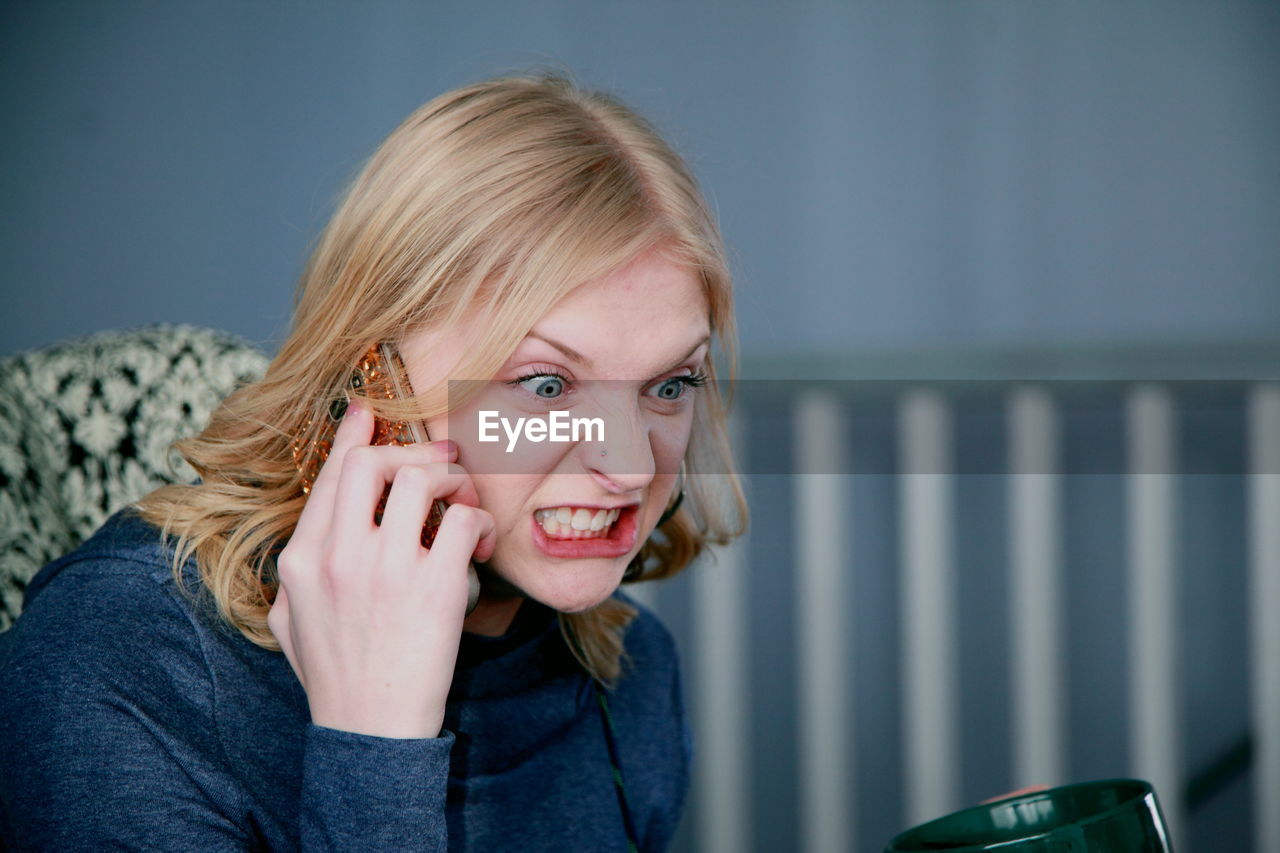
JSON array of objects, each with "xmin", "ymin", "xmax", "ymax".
[
  {"xmin": 649, "ymin": 409, "xmax": 696, "ymax": 470},
  {"xmin": 470, "ymin": 476, "xmax": 531, "ymax": 533},
  {"xmin": 439, "ymin": 409, "xmax": 574, "ymax": 478}
]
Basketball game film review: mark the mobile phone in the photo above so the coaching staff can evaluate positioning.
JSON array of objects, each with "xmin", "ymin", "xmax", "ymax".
[{"xmin": 294, "ymin": 342, "xmax": 481, "ymax": 614}]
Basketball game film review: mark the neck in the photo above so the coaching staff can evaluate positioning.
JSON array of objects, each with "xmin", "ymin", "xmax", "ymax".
[{"xmin": 462, "ymin": 590, "xmax": 525, "ymax": 636}]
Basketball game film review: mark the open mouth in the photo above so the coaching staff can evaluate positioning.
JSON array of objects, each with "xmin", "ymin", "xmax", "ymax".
[
  {"xmin": 533, "ymin": 506, "xmax": 622, "ymax": 539},
  {"xmin": 530, "ymin": 504, "xmax": 638, "ymax": 559}
]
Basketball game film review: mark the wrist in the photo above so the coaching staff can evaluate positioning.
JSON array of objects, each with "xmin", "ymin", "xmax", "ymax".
[{"xmin": 310, "ymin": 705, "xmax": 445, "ymax": 740}]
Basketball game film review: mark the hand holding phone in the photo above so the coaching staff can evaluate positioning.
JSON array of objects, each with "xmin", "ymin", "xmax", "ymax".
[
  {"xmin": 293, "ymin": 343, "xmax": 482, "ymax": 613},
  {"xmin": 269, "ymin": 345, "xmax": 494, "ymax": 739}
]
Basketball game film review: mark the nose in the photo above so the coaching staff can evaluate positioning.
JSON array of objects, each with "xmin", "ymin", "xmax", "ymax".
[{"xmin": 582, "ymin": 408, "xmax": 655, "ymax": 494}]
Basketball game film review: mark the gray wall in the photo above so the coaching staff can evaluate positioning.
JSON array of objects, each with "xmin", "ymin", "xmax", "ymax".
[{"xmin": 3, "ymin": 1, "xmax": 1277, "ymax": 358}]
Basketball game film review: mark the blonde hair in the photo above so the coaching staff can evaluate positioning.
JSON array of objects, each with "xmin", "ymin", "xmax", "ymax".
[{"xmin": 136, "ymin": 72, "xmax": 747, "ymax": 684}]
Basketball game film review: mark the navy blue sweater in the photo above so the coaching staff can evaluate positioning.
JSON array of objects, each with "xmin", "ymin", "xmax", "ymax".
[{"xmin": 0, "ymin": 511, "xmax": 691, "ymax": 850}]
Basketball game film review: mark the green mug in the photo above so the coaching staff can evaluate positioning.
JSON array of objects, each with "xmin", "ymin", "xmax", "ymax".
[{"xmin": 884, "ymin": 778, "xmax": 1172, "ymax": 852}]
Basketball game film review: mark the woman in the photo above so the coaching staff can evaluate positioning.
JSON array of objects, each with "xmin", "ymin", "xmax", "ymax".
[{"xmin": 0, "ymin": 74, "xmax": 746, "ymax": 850}]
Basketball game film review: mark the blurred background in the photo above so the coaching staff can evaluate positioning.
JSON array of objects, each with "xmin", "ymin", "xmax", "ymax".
[{"xmin": 2, "ymin": 1, "xmax": 1277, "ymax": 850}]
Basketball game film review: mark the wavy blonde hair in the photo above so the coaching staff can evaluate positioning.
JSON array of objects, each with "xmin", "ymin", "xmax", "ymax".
[{"xmin": 136, "ymin": 72, "xmax": 746, "ymax": 684}]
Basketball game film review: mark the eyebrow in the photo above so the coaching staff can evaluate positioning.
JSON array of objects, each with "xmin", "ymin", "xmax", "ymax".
[
  {"xmin": 526, "ymin": 332, "xmax": 592, "ymax": 368},
  {"xmin": 525, "ymin": 331, "xmax": 711, "ymax": 375}
]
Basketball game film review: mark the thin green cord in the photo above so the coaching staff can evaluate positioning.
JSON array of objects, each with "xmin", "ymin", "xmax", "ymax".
[{"xmin": 595, "ymin": 679, "xmax": 640, "ymax": 853}]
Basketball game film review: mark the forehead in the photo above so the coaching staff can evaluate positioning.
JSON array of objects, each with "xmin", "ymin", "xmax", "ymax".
[
  {"xmin": 399, "ymin": 250, "xmax": 711, "ymax": 384},
  {"xmin": 531, "ymin": 250, "xmax": 709, "ymax": 350}
]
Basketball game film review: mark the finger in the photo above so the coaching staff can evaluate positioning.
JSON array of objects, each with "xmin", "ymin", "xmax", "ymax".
[
  {"xmin": 429, "ymin": 503, "xmax": 498, "ymax": 569},
  {"xmin": 309, "ymin": 427, "xmax": 457, "ymax": 539},
  {"xmin": 377, "ymin": 464, "xmax": 438, "ymax": 560},
  {"xmin": 293, "ymin": 401, "xmax": 375, "ymax": 541},
  {"xmin": 334, "ymin": 455, "xmax": 473, "ymax": 540}
]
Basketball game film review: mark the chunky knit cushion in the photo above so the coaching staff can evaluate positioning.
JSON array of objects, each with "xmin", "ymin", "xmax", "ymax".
[{"xmin": 0, "ymin": 326, "xmax": 268, "ymax": 630}]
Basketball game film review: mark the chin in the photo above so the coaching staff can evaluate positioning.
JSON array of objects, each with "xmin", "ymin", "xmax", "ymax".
[{"xmin": 514, "ymin": 557, "xmax": 629, "ymax": 614}]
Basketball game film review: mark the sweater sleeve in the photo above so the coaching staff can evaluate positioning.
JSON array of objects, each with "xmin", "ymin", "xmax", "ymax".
[
  {"xmin": 301, "ymin": 724, "xmax": 453, "ymax": 849},
  {"xmin": 0, "ymin": 561, "xmax": 453, "ymax": 851}
]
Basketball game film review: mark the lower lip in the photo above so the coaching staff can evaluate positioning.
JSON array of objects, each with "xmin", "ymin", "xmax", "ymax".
[{"xmin": 530, "ymin": 507, "xmax": 639, "ymax": 559}]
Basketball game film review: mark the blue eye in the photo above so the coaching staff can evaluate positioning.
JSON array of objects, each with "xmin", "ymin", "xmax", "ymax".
[
  {"xmin": 647, "ymin": 373, "xmax": 708, "ymax": 401},
  {"xmin": 515, "ymin": 374, "xmax": 566, "ymax": 399}
]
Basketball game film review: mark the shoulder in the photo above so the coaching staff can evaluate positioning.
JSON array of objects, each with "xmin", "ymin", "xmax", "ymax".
[
  {"xmin": 13, "ymin": 508, "xmax": 218, "ymax": 638},
  {"xmin": 0, "ymin": 510, "xmax": 217, "ymax": 710},
  {"xmin": 610, "ymin": 588, "xmax": 683, "ymax": 696},
  {"xmin": 614, "ymin": 588, "xmax": 678, "ymax": 663},
  {"xmin": 22, "ymin": 508, "xmax": 183, "ymax": 597},
  {"xmin": 0, "ymin": 511, "xmax": 249, "ymax": 846}
]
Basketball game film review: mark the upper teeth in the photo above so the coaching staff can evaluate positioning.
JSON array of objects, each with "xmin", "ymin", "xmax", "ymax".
[{"xmin": 535, "ymin": 506, "xmax": 621, "ymax": 532}]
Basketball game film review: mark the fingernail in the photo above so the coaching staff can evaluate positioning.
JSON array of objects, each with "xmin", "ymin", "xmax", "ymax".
[
  {"xmin": 440, "ymin": 439, "xmax": 459, "ymax": 457},
  {"xmin": 344, "ymin": 398, "xmax": 363, "ymax": 418}
]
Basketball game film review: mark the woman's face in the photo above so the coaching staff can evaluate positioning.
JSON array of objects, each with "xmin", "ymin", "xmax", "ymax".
[{"xmin": 400, "ymin": 249, "xmax": 711, "ymax": 613}]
